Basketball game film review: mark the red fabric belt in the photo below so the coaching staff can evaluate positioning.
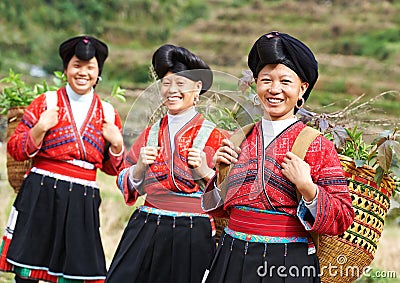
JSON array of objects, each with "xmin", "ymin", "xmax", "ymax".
[
  {"xmin": 33, "ymin": 158, "xmax": 97, "ymax": 181},
  {"xmin": 144, "ymin": 193, "xmax": 204, "ymax": 214},
  {"xmin": 228, "ymin": 207, "xmax": 309, "ymax": 237}
]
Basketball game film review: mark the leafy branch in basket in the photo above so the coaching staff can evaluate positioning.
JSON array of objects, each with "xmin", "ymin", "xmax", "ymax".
[
  {"xmin": 0, "ymin": 69, "xmax": 63, "ymax": 115},
  {"xmin": 297, "ymin": 107, "xmax": 400, "ymax": 193},
  {"xmin": 236, "ymin": 70, "xmax": 400, "ymax": 191},
  {"xmin": 1, "ymin": 69, "xmax": 127, "ymax": 115},
  {"xmin": 1, "ymin": 69, "xmax": 52, "ymax": 114}
]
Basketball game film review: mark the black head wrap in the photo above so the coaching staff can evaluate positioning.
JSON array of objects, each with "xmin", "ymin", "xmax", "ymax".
[
  {"xmin": 248, "ymin": 31, "xmax": 318, "ymax": 103},
  {"xmin": 59, "ymin": 35, "xmax": 109, "ymax": 76},
  {"xmin": 152, "ymin": 44, "xmax": 213, "ymax": 94}
]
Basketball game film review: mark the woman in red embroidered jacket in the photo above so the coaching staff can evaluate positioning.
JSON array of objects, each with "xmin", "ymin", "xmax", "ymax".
[
  {"xmin": 0, "ymin": 36, "xmax": 124, "ymax": 283},
  {"xmin": 201, "ymin": 32, "xmax": 354, "ymax": 283},
  {"xmin": 105, "ymin": 44, "xmax": 227, "ymax": 283}
]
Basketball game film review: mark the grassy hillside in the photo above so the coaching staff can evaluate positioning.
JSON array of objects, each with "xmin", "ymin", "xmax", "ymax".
[{"xmin": 1, "ymin": 0, "xmax": 399, "ymax": 133}]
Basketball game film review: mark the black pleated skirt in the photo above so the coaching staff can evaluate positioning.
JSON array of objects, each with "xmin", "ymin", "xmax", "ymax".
[
  {"xmin": 203, "ymin": 232, "xmax": 321, "ymax": 283},
  {"xmin": 105, "ymin": 208, "xmax": 216, "ymax": 283},
  {"xmin": 2, "ymin": 172, "xmax": 106, "ymax": 281}
]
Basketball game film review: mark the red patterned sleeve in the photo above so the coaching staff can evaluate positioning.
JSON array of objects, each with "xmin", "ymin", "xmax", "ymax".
[
  {"xmin": 201, "ymin": 128, "xmax": 231, "ymax": 218},
  {"xmin": 298, "ymin": 137, "xmax": 355, "ymax": 235},
  {"xmin": 7, "ymin": 94, "xmax": 46, "ymax": 161},
  {"xmin": 203, "ymin": 128, "xmax": 230, "ymax": 168},
  {"xmin": 117, "ymin": 127, "xmax": 150, "ymax": 205},
  {"xmin": 101, "ymin": 110, "xmax": 126, "ymax": 175}
]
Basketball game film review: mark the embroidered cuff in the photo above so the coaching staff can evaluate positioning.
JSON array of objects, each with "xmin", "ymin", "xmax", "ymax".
[
  {"xmin": 297, "ymin": 201, "xmax": 312, "ymax": 231},
  {"xmin": 302, "ymin": 186, "xmax": 318, "ymax": 218},
  {"xmin": 201, "ymin": 181, "xmax": 223, "ymax": 212},
  {"xmin": 128, "ymin": 165, "xmax": 145, "ymax": 194},
  {"xmin": 26, "ymin": 130, "xmax": 42, "ymax": 158}
]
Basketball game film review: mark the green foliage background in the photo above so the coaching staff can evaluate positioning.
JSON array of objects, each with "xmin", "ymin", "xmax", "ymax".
[{"xmin": 1, "ymin": 0, "xmax": 400, "ymax": 119}]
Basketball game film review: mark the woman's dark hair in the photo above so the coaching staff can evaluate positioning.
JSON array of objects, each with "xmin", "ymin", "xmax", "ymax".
[
  {"xmin": 152, "ymin": 44, "xmax": 213, "ymax": 94},
  {"xmin": 59, "ymin": 35, "xmax": 108, "ymax": 76},
  {"xmin": 248, "ymin": 31, "xmax": 318, "ymax": 104}
]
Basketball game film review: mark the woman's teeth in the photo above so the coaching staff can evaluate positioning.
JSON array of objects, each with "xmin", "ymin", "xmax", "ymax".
[
  {"xmin": 167, "ymin": 96, "xmax": 182, "ymax": 101},
  {"xmin": 267, "ymin": 98, "xmax": 283, "ymax": 104}
]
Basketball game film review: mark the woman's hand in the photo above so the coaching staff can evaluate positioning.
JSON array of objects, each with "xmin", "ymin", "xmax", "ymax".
[
  {"xmin": 133, "ymin": 146, "xmax": 160, "ymax": 179},
  {"xmin": 281, "ymin": 151, "xmax": 317, "ymax": 202},
  {"xmin": 31, "ymin": 107, "xmax": 59, "ymax": 146},
  {"xmin": 213, "ymin": 139, "xmax": 241, "ymax": 170},
  {"xmin": 188, "ymin": 148, "xmax": 214, "ymax": 181},
  {"xmin": 102, "ymin": 120, "xmax": 124, "ymax": 154}
]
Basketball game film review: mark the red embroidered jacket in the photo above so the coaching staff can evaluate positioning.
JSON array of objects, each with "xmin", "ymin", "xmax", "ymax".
[
  {"xmin": 7, "ymin": 87, "xmax": 124, "ymax": 176},
  {"xmin": 204, "ymin": 121, "xmax": 354, "ymax": 236},
  {"xmin": 118, "ymin": 113, "xmax": 228, "ymax": 212}
]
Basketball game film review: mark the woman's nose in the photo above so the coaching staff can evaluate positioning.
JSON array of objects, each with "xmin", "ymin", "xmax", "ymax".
[
  {"xmin": 168, "ymin": 81, "xmax": 179, "ymax": 92},
  {"xmin": 268, "ymin": 82, "xmax": 281, "ymax": 94}
]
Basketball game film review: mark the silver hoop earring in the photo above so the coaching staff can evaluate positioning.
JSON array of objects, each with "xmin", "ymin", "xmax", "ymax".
[
  {"xmin": 98, "ymin": 76, "xmax": 103, "ymax": 82},
  {"xmin": 253, "ymin": 95, "xmax": 261, "ymax": 106},
  {"xmin": 296, "ymin": 97, "xmax": 305, "ymax": 109}
]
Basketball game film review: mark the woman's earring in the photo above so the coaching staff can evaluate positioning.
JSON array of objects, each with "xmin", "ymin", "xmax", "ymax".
[
  {"xmin": 253, "ymin": 95, "xmax": 261, "ymax": 106},
  {"xmin": 296, "ymin": 97, "xmax": 305, "ymax": 109},
  {"xmin": 193, "ymin": 97, "xmax": 199, "ymax": 106},
  {"xmin": 97, "ymin": 76, "xmax": 103, "ymax": 83}
]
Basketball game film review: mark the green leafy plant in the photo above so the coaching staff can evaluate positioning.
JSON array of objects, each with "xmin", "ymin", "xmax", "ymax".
[
  {"xmin": 1, "ymin": 69, "xmax": 127, "ymax": 115},
  {"xmin": 0, "ymin": 69, "xmax": 58, "ymax": 114},
  {"xmin": 297, "ymin": 107, "xmax": 400, "ymax": 194},
  {"xmin": 104, "ymin": 83, "xmax": 127, "ymax": 103}
]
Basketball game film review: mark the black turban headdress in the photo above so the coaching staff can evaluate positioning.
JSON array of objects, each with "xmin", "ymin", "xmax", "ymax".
[
  {"xmin": 59, "ymin": 35, "xmax": 109, "ymax": 76},
  {"xmin": 248, "ymin": 31, "xmax": 318, "ymax": 103},
  {"xmin": 152, "ymin": 44, "xmax": 213, "ymax": 94}
]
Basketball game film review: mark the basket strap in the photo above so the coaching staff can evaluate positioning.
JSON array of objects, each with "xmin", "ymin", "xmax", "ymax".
[
  {"xmin": 291, "ymin": 126, "xmax": 321, "ymax": 250},
  {"xmin": 218, "ymin": 123, "xmax": 255, "ymax": 202},
  {"xmin": 291, "ymin": 126, "xmax": 321, "ymax": 159},
  {"xmin": 45, "ymin": 90, "xmax": 58, "ymax": 109}
]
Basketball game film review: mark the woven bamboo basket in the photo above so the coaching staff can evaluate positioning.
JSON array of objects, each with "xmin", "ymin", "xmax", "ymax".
[
  {"xmin": 214, "ymin": 217, "xmax": 229, "ymax": 242},
  {"xmin": 6, "ymin": 106, "xmax": 32, "ymax": 193},
  {"xmin": 318, "ymin": 154, "xmax": 396, "ymax": 283}
]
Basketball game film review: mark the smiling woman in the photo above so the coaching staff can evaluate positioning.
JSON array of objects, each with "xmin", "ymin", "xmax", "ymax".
[
  {"xmin": 160, "ymin": 71, "xmax": 202, "ymax": 115},
  {"xmin": 201, "ymin": 31, "xmax": 354, "ymax": 283},
  {"xmin": 105, "ymin": 44, "xmax": 228, "ymax": 283},
  {"xmin": 0, "ymin": 35, "xmax": 125, "ymax": 283},
  {"xmin": 255, "ymin": 63, "xmax": 309, "ymax": 121}
]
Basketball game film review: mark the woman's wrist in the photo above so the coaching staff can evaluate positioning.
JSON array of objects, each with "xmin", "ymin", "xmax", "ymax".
[{"xmin": 303, "ymin": 184, "xmax": 318, "ymax": 204}]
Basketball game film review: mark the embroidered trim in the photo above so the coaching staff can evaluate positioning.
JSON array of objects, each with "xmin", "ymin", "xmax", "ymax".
[
  {"xmin": 138, "ymin": 205, "xmax": 210, "ymax": 218},
  {"xmin": 224, "ymin": 227, "xmax": 309, "ymax": 244},
  {"xmin": 235, "ymin": 205, "xmax": 291, "ymax": 216}
]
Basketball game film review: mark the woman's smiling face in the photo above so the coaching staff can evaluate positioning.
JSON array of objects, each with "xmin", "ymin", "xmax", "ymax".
[
  {"xmin": 65, "ymin": 55, "xmax": 99, "ymax": 95},
  {"xmin": 256, "ymin": 63, "xmax": 309, "ymax": 121},
  {"xmin": 160, "ymin": 71, "xmax": 202, "ymax": 115}
]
